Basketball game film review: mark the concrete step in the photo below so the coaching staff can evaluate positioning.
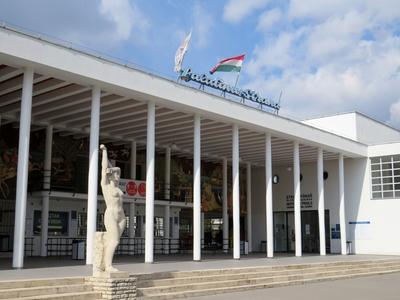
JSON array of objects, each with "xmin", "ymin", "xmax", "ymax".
[
  {"xmin": 137, "ymin": 265, "xmax": 400, "ymax": 296},
  {"xmin": 0, "ymin": 277, "xmax": 85, "ymax": 290},
  {"xmin": 137, "ymin": 261, "xmax": 400, "ymax": 287},
  {"xmin": 134, "ymin": 258, "xmax": 400, "ymax": 281},
  {"xmin": 137, "ymin": 268, "xmax": 400, "ymax": 299},
  {"xmin": 0, "ymin": 283, "xmax": 92, "ymax": 299},
  {"xmin": 6, "ymin": 291, "xmax": 101, "ymax": 300}
]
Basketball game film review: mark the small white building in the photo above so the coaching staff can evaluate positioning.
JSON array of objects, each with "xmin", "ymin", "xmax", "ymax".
[{"xmin": 0, "ymin": 24, "xmax": 399, "ymax": 269}]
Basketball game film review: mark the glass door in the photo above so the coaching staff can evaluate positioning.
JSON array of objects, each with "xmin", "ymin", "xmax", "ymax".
[
  {"xmin": 273, "ymin": 212, "xmax": 287, "ymax": 252},
  {"xmin": 287, "ymin": 212, "xmax": 295, "ymax": 252}
]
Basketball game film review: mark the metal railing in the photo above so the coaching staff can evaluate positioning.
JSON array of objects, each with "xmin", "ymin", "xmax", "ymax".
[
  {"xmin": 155, "ymin": 181, "xmax": 193, "ymax": 203},
  {"xmin": 45, "ymin": 237, "xmax": 237, "ymax": 257},
  {"xmin": 24, "ymin": 237, "xmax": 34, "ymax": 257},
  {"xmin": 47, "ymin": 237, "xmax": 79, "ymax": 256},
  {"xmin": 30, "ymin": 176, "xmax": 194, "ymax": 203}
]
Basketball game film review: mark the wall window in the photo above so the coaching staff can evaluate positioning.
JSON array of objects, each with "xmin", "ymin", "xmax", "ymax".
[
  {"xmin": 370, "ymin": 155, "xmax": 400, "ymax": 199},
  {"xmin": 33, "ymin": 210, "xmax": 69, "ymax": 236}
]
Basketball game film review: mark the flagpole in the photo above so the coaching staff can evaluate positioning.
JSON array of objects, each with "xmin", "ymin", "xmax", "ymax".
[{"xmin": 234, "ymin": 71, "xmax": 241, "ymax": 88}]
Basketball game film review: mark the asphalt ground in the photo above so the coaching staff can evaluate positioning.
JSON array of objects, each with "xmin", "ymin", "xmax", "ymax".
[{"xmin": 193, "ymin": 272, "xmax": 400, "ymax": 300}]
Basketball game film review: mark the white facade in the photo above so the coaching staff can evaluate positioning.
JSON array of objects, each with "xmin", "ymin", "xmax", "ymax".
[
  {"xmin": 0, "ymin": 24, "xmax": 399, "ymax": 268},
  {"xmin": 303, "ymin": 112, "xmax": 400, "ymax": 145}
]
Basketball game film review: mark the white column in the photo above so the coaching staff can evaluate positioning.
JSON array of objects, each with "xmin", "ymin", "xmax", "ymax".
[
  {"xmin": 293, "ymin": 141, "xmax": 302, "ymax": 257},
  {"xmin": 165, "ymin": 147, "xmax": 171, "ymax": 200},
  {"xmin": 193, "ymin": 114, "xmax": 201, "ymax": 261},
  {"xmin": 339, "ymin": 153, "xmax": 347, "ymax": 255},
  {"xmin": 130, "ymin": 140, "xmax": 137, "ymax": 179},
  {"xmin": 145, "ymin": 101, "xmax": 155, "ymax": 263},
  {"xmin": 317, "ymin": 148, "xmax": 326, "ymax": 256},
  {"xmin": 129, "ymin": 202, "xmax": 136, "ymax": 238},
  {"xmin": 164, "ymin": 205, "xmax": 170, "ymax": 254},
  {"xmin": 40, "ymin": 125, "xmax": 53, "ymax": 257},
  {"xmin": 265, "ymin": 133, "xmax": 274, "ymax": 258},
  {"xmin": 232, "ymin": 124, "xmax": 240, "ymax": 259},
  {"xmin": 246, "ymin": 162, "xmax": 252, "ymax": 253},
  {"xmin": 86, "ymin": 86, "xmax": 101, "ymax": 265},
  {"xmin": 12, "ymin": 68, "xmax": 34, "ymax": 269},
  {"xmin": 222, "ymin": 158, "xmax": 228, "ymax": 253}
]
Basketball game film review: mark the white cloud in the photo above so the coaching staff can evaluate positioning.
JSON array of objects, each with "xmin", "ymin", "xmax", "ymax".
[
  {"xmin": 244, "ymin": 0, "xmax": 400, "ymax": 125},
  {"xmin": 224, "ymin": 0, "xmax": 270, "ymax": 23},
  {"xmin": 99, "ymin": 0, "xmax": 149, "ymax": 43},
  {"xmin": 246, "ymin": 27, "xmax": 308, "ymax": 74},
  {"xmin": 288, "ymin": 0, "xmax": 357, "ymax": 20},
  {"xmin": 192, "ymin": 3, "xmax": 214, "ymax": 48},
  {"xmin": 257, "ymin": 8, "xmax": 282, "ymax": 31},
  {"xmin": 289, "ymin": 0, "xmax": 400, "ymax": 22},
  {"xmin": 306, "ymin": 11, "xmax": 369, "ymax": 63},
  {"xmin": 0, "ymin": 0, "xmax": 150, "ymax": 50},
  {"xmin": 390, "ymin": 100, "xmax": 400, "ymax": 129}
]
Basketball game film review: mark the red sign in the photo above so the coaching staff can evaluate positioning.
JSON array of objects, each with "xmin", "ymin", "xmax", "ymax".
[
  {"xmin": 125, "ymin": 181, "xmax": 137, "ymax": 196},
  {"xmin": 138, "ymin": 182, "xmax": 146, "ymax": 197},
  {"xmin": 119, "ymin": 179, "xmax": 146, "ymax": 199}
]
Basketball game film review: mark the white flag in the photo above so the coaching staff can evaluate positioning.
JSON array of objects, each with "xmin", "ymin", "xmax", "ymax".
[{"xmin": 174, "ymin": 31, "xmax": 191, "ymax": 72}]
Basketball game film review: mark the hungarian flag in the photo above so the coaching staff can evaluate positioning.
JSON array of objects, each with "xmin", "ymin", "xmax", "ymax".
[{"xmin": 210, "ymin": 54, "xmax": 245, "ymax": 74}]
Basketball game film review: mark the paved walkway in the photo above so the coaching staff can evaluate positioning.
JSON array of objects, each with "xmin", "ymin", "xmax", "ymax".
[
  {"xmin": 0, "ymin": 253, "xmax": 398, "ymax": 281},
  {"xmin": 193, "ymin": 272, "xmax": 400, "ymax": 300}
]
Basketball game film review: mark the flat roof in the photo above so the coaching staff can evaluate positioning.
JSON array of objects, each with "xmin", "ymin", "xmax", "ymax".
[{"xmin": 0, "ymin": 23, "xmax": 368, "ymax": 163}]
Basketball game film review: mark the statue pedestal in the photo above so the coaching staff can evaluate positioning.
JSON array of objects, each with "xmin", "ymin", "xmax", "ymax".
[
  {"xmin": 87, "ymin": 271, "xmax": 136, "ymax": 300},
  {"xmin": 90, "ymin": 231, "xmax": 136, "ymax": 299}
]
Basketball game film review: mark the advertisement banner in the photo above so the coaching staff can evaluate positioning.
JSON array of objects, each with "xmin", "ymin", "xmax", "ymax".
[{"xmin": 119, "ymin": 179, "xmax": 146, "ymax": 199}]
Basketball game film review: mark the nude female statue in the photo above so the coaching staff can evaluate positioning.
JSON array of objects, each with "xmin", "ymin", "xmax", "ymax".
[{"xmin": 99, "ymin": 144, "xmax": 126, "ymax": 272}]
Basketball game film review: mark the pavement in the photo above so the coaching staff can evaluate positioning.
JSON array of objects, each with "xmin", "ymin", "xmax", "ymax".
[
  {"xmin": 0, "ymin": 253, "xmax": 399, "ymax": 281},
  {"xmin": 192, "ymin": 272, "xmax": 400, "ymax": 300}
]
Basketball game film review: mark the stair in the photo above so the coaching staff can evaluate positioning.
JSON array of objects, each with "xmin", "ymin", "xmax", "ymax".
[
  {"xmin": 0, "ymin": 277, "xmax": 100, "ymax": 300},
  {"xmin": 135, "ymin": 258, "xmax": 400, "ymax": 299}
]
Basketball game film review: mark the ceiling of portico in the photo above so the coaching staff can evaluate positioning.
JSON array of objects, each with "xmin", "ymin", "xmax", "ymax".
[{"xmin": 0, "ymin": 64, "xmax": 340, "ymax": 166}]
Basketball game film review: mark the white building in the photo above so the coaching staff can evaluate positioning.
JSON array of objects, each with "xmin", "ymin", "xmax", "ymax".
[{"xmin": 0, "ymin": 24, "xmax": 399, "ymax": 269}]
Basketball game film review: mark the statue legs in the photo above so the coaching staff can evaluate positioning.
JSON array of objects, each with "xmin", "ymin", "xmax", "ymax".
[{"xmin": 104, "ymin": 212, "xmax": 126, "ymax": 272}]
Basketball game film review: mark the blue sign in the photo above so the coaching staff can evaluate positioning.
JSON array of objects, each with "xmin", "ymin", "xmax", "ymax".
[
  {"xmin": 180, "ymin": 68, "xmax": 280, "ymax": 111},
  {"xmin": 349, "ymin": 221, "xmax": 370, "ymax": 224},
  {"xmin": 331, "ymin": 224, "xmax": 341, "ymax": 239}
]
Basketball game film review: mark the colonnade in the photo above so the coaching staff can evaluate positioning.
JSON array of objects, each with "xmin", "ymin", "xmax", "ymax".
[{"xmin": 10, "ymin": 68, "xmax": 348, "ymax": 268}]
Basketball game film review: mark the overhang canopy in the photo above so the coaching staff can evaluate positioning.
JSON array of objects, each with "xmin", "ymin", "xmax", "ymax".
[{"xmin": 0, "ymin": 25, "xmax": 368, "ymax": 166}]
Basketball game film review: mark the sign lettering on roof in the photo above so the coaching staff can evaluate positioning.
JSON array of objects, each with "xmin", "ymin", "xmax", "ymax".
[{"xmin": 180, "ymin": 68, "xmax": 280, "ymax": 112}]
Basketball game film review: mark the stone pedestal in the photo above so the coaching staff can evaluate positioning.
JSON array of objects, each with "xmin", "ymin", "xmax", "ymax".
[{"xmin": 87, "ymin": 271, "xmax": 136, "ymax": 300}]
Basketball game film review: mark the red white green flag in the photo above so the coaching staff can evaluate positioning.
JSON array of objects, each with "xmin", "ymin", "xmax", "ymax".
[{"xmin": 209, "ymin": 54, "xmax": 245, "ymax": 74}]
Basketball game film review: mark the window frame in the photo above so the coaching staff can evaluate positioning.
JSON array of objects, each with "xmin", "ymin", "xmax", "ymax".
[{"xmin": 370, "ymin": 155, "xmax": 400, "ymax": 200}]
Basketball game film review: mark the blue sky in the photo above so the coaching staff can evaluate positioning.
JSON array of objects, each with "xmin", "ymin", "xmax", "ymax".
[{"xmin": 0, "ymin": 0, "xmax": 399, "ymax": 128}]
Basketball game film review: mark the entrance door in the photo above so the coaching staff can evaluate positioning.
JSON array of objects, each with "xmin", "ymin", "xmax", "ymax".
[
  {"xmin": 287, "ymin": 212, "xmax": 295, "ymax": 252},
  {"xmin": 273, "ymin": 212, "xmax": 287, "ymax": 252},
  {"xmin": 302, "ymin": 211, "xmax": 319, "ymax": 253},
  {"xmin": 275, "ymin": 210, "xmax": 330, "ymax": 253}
]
